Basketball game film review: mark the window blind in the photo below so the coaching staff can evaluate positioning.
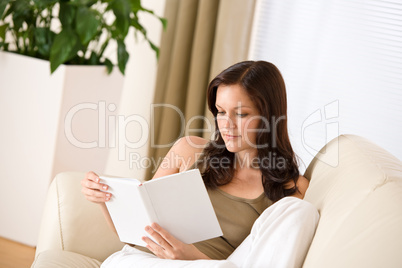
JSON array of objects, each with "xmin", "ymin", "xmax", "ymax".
[{"xmin": 249, "ymin": 0, "xmax": 402, "ymax": 172}]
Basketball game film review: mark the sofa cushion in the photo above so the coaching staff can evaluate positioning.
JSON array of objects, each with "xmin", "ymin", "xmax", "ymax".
[{"xmin": 32, "ymin": 249, "xmax": 101, "ymax": 268}]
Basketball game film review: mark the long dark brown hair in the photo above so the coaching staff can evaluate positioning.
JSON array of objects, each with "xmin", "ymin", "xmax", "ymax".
[{"xmin": 198, "ymin": 60, "xmax": 300, "ymax": 202}]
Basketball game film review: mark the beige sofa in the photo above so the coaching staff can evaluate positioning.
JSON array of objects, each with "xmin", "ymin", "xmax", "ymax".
[{"xmin": 31, "ymin": 135, "xmax": 402, "ymax": 267}]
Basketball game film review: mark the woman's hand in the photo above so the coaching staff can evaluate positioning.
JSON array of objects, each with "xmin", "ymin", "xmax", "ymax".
[
  {"xmin": 142, "ymin": 223, "xmax": 210, "ymax": 260},
  {"xmin": 81, "ymin": 171, "xmax": 111, "ymax": 203}
]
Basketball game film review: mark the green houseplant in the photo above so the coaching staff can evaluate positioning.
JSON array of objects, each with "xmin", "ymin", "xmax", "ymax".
[{"xmin": 0, "ymin": 0, "xmax": 166, "ymax": 74}]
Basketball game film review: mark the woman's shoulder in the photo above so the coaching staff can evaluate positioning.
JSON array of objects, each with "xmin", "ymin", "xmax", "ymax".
[
  {"xmin": 172, "ymin": 136, "xmax": 209, "ymax": 171},
  {"xmin": 173, "ymin": 136, "xmax": 209, "ymax": 150},
  {"xmin": 152, "ymin": 136, "xmax": 209, "ymax": 179}
]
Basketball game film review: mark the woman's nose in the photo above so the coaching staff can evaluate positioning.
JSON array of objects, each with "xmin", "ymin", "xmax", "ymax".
[{"xmin": 222, "ymin": 115, "xmax": 236, "ymax": 129}]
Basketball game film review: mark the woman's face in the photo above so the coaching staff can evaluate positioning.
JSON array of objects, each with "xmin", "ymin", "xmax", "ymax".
[{"xmin": 215, "ymin": 84, "xmax": 261, "ymax": 155}]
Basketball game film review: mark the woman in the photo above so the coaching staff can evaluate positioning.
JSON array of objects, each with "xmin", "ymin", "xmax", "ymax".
[{"xmin": 82, "ymin": 61, "xmax": 319, "ymax": 267}]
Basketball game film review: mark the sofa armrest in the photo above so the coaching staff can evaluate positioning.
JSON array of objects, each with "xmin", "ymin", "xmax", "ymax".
[
  {"xmin": 303, "ymin": 135, "xmax": 402, "ymax": 268},
  {"xmin": 35, "ymin": 172, "xmax": 124, "ymax": 262}
]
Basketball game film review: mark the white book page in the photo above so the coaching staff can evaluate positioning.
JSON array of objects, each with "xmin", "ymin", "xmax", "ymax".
[
  {"xmin": 143, "ymin": 169, "xmax": 223, "ymax": 244},
  {"xmin": 100, "ymin": 177, "xmax": 153, "ymax": 246}
]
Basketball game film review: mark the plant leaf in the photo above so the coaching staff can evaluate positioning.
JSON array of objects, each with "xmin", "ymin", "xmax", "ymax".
[
  {"xmin": 34, "ymin": 27, "xmax": 47, "ymax": 47},
  {"xmin": 104, "ymin": 58, "xmax": 113, "ymax": 74},
  {"xmin": 130, "ymin": 19, "xmax": 146, "ymax": 35},
  {"xmin": 75, "ymin": 6, "xmax": 100, "ymax": 45},
  {"xmin": 129, "ymin": 0, "xmax": 141, "ymax": 12},
  {"xmin": 117, "ymin": 39, "xmax": 129, "ymax": 75},
  {"xmin": 139, "ymin": 6, "xmax": 154, "ymax": 14},
  {"xmin": 88, "ymin": 50, "xmax": 98, "ymax": 65},
  {"xmin": 12, "ymin": 0, "xmax": 33, "ymax": 30},
  {"xmin": 69, "ymin": 0, "xmax": 96, "ymax": 7},
  {"xmin": 147, "ymin": 39, "xmax": 159, "ymax": 59},
  {"xmin": 111, "ymin": 0, "xmax": 130, "ymax": 38},
  {"xmin": 59, "ymin": 2, "xmax": 76, "ymax": 27},
  {"xmin": 0, "ymin": 23, "xmax": 8, "ymax": 40},
  {"xmin": 1, "ymin": 42, "xmax": 8, "ymax": 50},
  {"xmin": 49, "ymin": 28, "xmax": 79, "ymax": 73},
  {"xmin": 0, "ymin": 0, "xmax": 10, "ymax": 19},
  {"xmin": 32, "ymin": 0, "xmax": 58, "ymax": 8},
  {"xmin": 34, "ymin": 27, "xmax": 55, "ymax": 58},
  {"xmin": 159, "ymin": 17, "xmax": 167, "ymax": 30}
]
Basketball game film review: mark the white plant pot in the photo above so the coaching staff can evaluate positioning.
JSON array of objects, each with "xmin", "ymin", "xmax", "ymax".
[{"xmin": 0, "ymin": 51, "xmax": 124, "ymax": 246}]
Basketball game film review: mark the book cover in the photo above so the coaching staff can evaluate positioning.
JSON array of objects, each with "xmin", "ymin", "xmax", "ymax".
[{"xmin": 100, "ymin": 169, "xmax": 223, "ymax": 247}]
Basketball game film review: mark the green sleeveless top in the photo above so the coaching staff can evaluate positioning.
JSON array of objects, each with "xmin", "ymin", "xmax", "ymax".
[
  {"xmin": 131, "ymin": 154, "xmax": 273, "ymax": 259},
  {"xmin": 192, "ymin": 187, "xmax": 272, "ymax": 259}
]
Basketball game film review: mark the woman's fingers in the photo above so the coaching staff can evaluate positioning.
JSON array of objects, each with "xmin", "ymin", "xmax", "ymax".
[
  {"xmin": 142, "ymin": 236, "xmax": 168, "ymax": 259},
  {"xmin": 83, "ymin": 171, "xmax": 107, "ymax": 189},
  {"xmin": 81, "ymin": 178, "xmax": 108, "ymax": 191},
  {"xmin": 81, "ymin": 187, "xmax": 111, "ymax": 202},
  {"xmin": 85, "ymin": 171, "xmax": 99, "ymax": 182},
  {"xmin": 143, "ymin": 223, "xmax": 207, "ymax": 260},
  {"xmin": 81, "ymin": 171, "xmax": 111, "ymax": 203},
  {"xmin": 142, "ymin": 224, "xmax": 175, "ymax": 259},
  {"xmin": 143, "ymin": 223, "xmax": 184, "ymax": 259},
  {"xmin": 149, "ymin": 223, "xmax": 179, "ymax": 247},
  {"xmin": 144, "ymin": 225, "xmax": 173, "ymax": 249}
]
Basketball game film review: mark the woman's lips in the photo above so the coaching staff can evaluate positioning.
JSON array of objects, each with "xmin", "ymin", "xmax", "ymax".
[{"xmin": 225, "ymin": 134, "xmax": 240, "ymax": 140}]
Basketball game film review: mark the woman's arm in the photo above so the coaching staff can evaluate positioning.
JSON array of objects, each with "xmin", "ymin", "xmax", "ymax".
[{"xmin": 81, "ymin": 171, "xmax": 117, "ymax": 234}]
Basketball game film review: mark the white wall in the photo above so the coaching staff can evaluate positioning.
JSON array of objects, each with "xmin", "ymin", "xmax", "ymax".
[
  {"xmin": 249, "ymin": 0, "xmax": 402, "ymax": 172},
  {"xmin": 104, "ymin": 0, "xmax": 166, "ymax": 180}
]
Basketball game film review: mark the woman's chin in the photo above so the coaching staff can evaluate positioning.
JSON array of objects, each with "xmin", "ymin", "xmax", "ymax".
[
  {"xmin": 224, "ymin": 141, "xmax": 258, "ymax": 155},
  {"xmin": 224, "ymin": 143, "xmax": 242, "ymax": 153},
  {"xmin": 225, "ymin": 147, "xmax": 239, "ymax": 153}
]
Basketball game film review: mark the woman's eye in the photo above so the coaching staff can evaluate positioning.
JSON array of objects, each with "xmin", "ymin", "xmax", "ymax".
[
  {"xmin": 237, "ymin": 113, "xmax": 248, "ymax": 117},
  {"xmin": 217, "ymin": 111, "xmax": 225, "ymax": 115}
]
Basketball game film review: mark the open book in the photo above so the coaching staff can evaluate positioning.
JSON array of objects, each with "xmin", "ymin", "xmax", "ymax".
[{"xmin": 100, "ymin": 169, "xmax": 223, "ymax": 247}]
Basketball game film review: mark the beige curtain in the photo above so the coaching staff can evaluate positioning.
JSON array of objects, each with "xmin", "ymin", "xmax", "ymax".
[{"xmin": 146, "ymin": 0, "xmax": 256, "ymax": 179}]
